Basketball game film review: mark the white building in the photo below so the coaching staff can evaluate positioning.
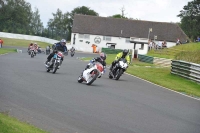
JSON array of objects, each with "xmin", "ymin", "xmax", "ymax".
[{"xmin": 71, "ymin": 14, "xmax": 188, "ymax": 55}]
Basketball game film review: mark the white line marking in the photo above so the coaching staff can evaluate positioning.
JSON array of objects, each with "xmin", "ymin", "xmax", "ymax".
[{"xmin": 124, "ymin": 72, "xmax": 200, "ymax": 101}]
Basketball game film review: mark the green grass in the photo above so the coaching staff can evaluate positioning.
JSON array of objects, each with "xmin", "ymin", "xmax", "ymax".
[
  {"xmin": 0, "ymin": 48, "xmax": 17, "ymax": 54},
  {"xmin": 0, "ymin": 112, "xmax": 48, "ymax": 133},
  {"xmin": 81, "ymin": 54, "xmax": 200, "ymax": 98},
  {"xmin": 147, "ymin": 42, "xmax": 200, "ymax": 60},
  {"xmin": 0, "ymin": 37, "xmax": 51, "ymax": 48}
]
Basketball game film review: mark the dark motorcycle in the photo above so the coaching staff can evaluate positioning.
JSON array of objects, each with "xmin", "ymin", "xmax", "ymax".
[
  {"xmin": 109, "ymin": 58, "xmax": 128, "ymax": 80},
  {"xmin": 46, "ymin": 51, "xmax": 64, "ymax": 74},
  {"xmin": 70, "ymin": 50, "xmax": 75, "ymax": 57}
]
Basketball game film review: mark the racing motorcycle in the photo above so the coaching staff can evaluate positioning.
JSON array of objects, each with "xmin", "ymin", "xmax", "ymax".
[
  {"xmin": 109, "ymin": 58, "xmax": 128, "ymax": 80},
  {"xmin": 46, "ymin": 51, "xmax": 64, "ymax": 74},
  {"xmin": 29, "ymin": 47, "xmax": 36, "ymax": 58},
  {"xmin": 70, "ymin": 50, "xmax": 75, "ymax": 57},
  {"xmin": 77, "ymin": 62, "xmax": 104, "ymax": 85}
]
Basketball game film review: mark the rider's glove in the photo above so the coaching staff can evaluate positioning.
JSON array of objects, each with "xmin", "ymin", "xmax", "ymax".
[{"xmin": 90, "ymin": 59, "xmax": 94, "ymax": 63}]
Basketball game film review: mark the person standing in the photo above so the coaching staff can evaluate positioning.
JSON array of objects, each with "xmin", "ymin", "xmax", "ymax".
[{"xmin": 0, "ymin": 39, "xmax": 4, "ymax": 48}]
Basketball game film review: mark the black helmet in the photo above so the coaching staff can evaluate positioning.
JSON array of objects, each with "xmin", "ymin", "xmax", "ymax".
[
  {"xmin": 122, "ymin": 49, "xmax": 129, "ymax": 57},
  {"xmin": 100, "ymin": 52, "xmax": 106, "ymax": 60}
]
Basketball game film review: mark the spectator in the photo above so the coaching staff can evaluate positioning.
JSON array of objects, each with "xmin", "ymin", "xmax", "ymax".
[
  {"xmin": 176, "ymin": 38, "xmax": 182, "ymax": 45},
  {"xmin": 157, "ymin": 41, "xmax": 162, "ymax": 49},
  {"xmin": 152, "ymin": 41, "xmax": 156, "ymax": 49},
  {"xmin": 196, "ymin": 36, "xmax": 200, "ymax": 42},
  {"xmin": 0, "ymin": 38, "xmax": 4, "ymax": 48},
  {"xmin": 162, "ymin": 40, "xmax": 167, "ymax": 48},
  {"xmin": 148, "ymin": 39, "xmax": 153, "ymax": 51}
]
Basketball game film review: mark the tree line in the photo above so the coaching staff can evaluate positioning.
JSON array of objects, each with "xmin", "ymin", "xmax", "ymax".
[
  {"xmin": 0, "ymin": 0, "xmax": 199, "ymax": 42},
  {"xmin": 178, "ymin": 0, "xmax": 200, "ymax": 41},
  {"xmin": 0, "ymin": 0, "xmax": 99, "ymax": 41}
]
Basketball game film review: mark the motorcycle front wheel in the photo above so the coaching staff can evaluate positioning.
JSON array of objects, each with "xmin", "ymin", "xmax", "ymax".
[
  {"xmin": 52, "ymin": 63, "xmax": 58, "ymax": 74},
  {"xmin": 86, "ymin": 69, "xmax": 99, "ymax": 85},
  {"xmin": 77, "ymin": 76, "xmax": 83, "ymax": 83},
  {"xmin": 31, "ymin": 52, "xmax": 34, "ymax": 58},
  {"xmin": 115, "ymin": 69, "xmax": 123, "ymax": 80}
]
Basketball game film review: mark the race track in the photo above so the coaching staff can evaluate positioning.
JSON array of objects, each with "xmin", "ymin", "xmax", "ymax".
[{"xmin": 0, "ymin": 49, "xmax": 200, "ymax": 133}]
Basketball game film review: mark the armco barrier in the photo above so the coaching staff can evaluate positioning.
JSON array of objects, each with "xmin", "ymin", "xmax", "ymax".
[
  {"xmin": 171, "ymin": 60, "xmax": 200, "ymax": 83},
  {"xmin": 0, "ymin": 32, "xmax": 59, "ymax": 44},
  {"xmin": 138, "ymin": 54, "xmax": 154, "ymax": 64},
  {"xmin": 102, "ymin": 48, "xmax": 122, "ymax": 54}
]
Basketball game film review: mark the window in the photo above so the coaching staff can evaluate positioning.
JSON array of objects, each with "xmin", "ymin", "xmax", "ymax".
[
  {"xmin": 103, "ymin": 36, "xmax": 111, "ymax": 41},
  {"xmin": 125, "ymin": 38, "xmax": 130, "ymax": 43},
  {"xmin": 79, "ymin": 34, "xmax": 90, "ymax": 39},
  {"xmin": 84, "ymin": 34, "xmax": 90, "ymax": 39},
  {"xmin": 79, "ymin": 34, "xmax": 84, "ymax": 38}
]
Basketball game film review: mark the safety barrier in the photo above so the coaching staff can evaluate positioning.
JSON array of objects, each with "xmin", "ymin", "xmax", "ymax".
[
  {"xmin": 171, "ymin": 60, "xmax": 200, "ymax": 83},
  {"xmin": 102, "ymin": 48, "xmax": 123, "ymax": 54},
  {"xmin": 138, "ymin": 54, "xmax": 172, "ymax": 67},
  {"xmin": 138, "ymin": 54, "xmax": 154, "ymax": 64},
  {"xmin": 0, "ymin": 32, "xmax": 59, "ymax": 44}
]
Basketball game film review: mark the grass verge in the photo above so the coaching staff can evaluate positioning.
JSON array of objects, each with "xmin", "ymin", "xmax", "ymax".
[
  {"xmin": 81, "ymin": 54, "xmax": 200, "ymax": 98},
  {"xmin": 0, "ymin": 112, "xmax": 48, "ymax": 133},
  {"xmin": 147, "ymin": 42, "xmax": 200, "ymax": 60},
  {"xmin": 0, "ymin": 37, "xmax": 51, "ymax": 48},
  {"xmin": 0, "ymin": 48, "xmax": 17, "ymax": 54},
  {"xmin": 0, "ymin": 37, "xmax": 71, "ymax": 48}
]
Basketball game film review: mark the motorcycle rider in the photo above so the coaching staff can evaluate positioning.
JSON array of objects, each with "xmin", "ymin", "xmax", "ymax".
[
  {"xmin": 70, "ymin": 46, "xmax": 75, "ymax": 52},
  {"xmin": 81, "ymin": 52, "xmax": 107, "ymax": 76},
  {"xmin": 70, "ymin": 46, "xmax": 75, "ymax": 56},
  {"xmin": 110, "ymin": 49, "xmax": 130, "ymax": 71},
  {"xmin": 28, "ymin": 42, "xmax": 34, "ymax": 55},
  {"xmin": 33, "ymin": 43, "xmax": 38, "ymax": 55},
  {"xmin": 45, "ymin": 39, "xmax": 67, "ymax": 68}
]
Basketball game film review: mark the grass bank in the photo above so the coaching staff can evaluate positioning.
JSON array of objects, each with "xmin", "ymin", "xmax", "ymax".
[
  {"xmin": 0, "ymin": 48, "xmax": 16, "ymax": 54},
  {"xmin": 81, "ymin": 54, "xmax": 200, "ymax": 98},
  {"xmin": 0, "ymin": 113, "xmax": 48, "ymax": 133},
  {"xmin": 1, "ymin": 37, "xmax": 50, "ymax": 48},
  {"xmin": 147, "ymin": 42, "xmax": 200, "ymax": 61}
]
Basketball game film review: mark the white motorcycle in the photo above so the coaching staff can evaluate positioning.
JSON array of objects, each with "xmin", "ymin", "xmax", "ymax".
[
  {"xmin": 78, "ymin": 62, "xmax": 104, "ymax": 85},
  {"xmin": 46, "ymin": 51, "xmax": 64, "ymax": 74},
  {"xmin": 109, "ymin": 58, "xmax": 128, "ymax": 80}
]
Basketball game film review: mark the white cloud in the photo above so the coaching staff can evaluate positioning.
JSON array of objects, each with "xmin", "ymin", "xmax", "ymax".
[{"xmin": 26, "ymin": 0, "xmax": 191, "ymax": 27}]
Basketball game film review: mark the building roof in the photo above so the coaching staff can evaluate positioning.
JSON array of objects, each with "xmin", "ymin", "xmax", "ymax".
[{"xmin": 72, "ymin": 14, "xmax": 188, "ymax": 42}]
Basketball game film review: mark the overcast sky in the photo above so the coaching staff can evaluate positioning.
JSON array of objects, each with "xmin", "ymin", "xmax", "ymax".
[{"xmin": 26, "ymin": 0, "xmax": 191, "ymax": 27}]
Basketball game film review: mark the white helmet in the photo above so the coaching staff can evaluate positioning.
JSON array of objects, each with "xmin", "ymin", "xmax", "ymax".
[{"xmin": 60, "ymin": 39, "xmax": 66, "ymax": 43}]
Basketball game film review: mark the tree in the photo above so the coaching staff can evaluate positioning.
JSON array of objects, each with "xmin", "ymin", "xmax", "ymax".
[
  {"xmin": 31, "ymin": 7, "xmax": 43, "ymax": 35},
  {"xmin": 0, "ymin": 0, "xmax": 35, "ymax": 34},
  {"xmin": 109, "ymin": 6, "xmax": 128, "ymax": 19},
  {"xmin": 68, "ymin": 6, "xmax": 99, "ymax": 40},
  {"xmin": 177, "ymin": 0, "xmax": 200, "ymax": 41},
  {"xmin": 109, "ymin": 14, "xmax": 125, "ymax": 18},
  {"xmin": 47, "ymin": 8, "xmax": 70, "ymax": 40}
]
